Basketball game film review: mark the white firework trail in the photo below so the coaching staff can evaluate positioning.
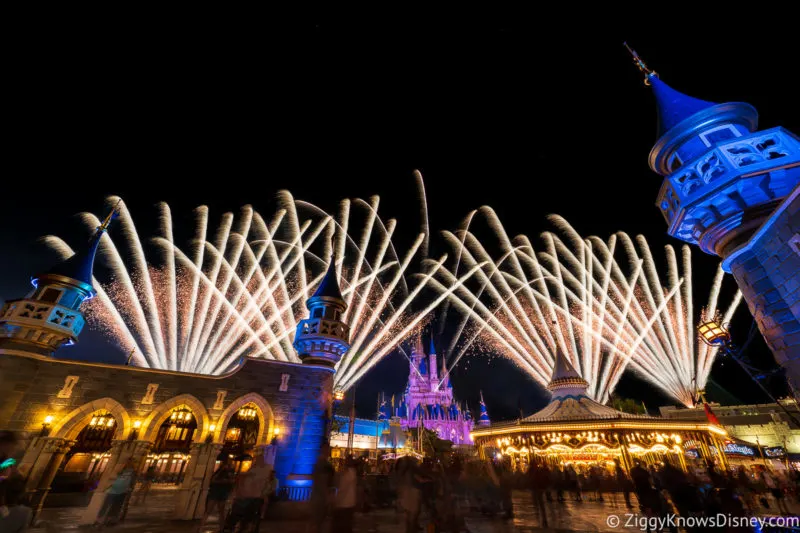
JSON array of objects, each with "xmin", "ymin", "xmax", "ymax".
[
  {"xmin": 429, "ymin": 210, "xmax": 743, "ymax": 407},
  {"xmin": 45, "ymin": 184, "xmax": 471, "ymax": 390}
]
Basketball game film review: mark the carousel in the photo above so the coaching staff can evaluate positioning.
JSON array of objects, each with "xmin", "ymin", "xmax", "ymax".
[{"xmin": 471, "ymin": 350, "xmax": 730, "ymax": 473}]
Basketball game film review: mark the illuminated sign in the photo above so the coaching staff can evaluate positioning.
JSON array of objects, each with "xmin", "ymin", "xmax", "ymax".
[
  {"xmin": 724, "ymin": 443, "xmax": 755, "ymax": 456},
  {"xmin": 765, "ymin": 447, "xmax": 786, "ymax": 457},
  {"xmin": 685, "ymin": 449, "xmax": 699, "ymax": 459}
]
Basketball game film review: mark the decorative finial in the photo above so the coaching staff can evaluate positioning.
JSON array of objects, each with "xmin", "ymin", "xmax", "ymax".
[
  {"xmin": 623, "ymin": 42, "xmax": 657, "ymax": 85},
  {"xmin": 99, "ymin": 200, "xmax": 122, "ymax": 233}
]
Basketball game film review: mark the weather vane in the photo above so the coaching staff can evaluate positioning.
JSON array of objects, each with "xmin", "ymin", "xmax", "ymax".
[
  {"xmin": 99, "ymin": 199, "xmax": 122, "ymax": 232},
  {"xmin": 623, "ymin": 42, "xmax": 657, "ymax": 85}
]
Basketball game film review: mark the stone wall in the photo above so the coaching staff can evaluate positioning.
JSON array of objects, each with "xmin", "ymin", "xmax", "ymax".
[
  {"xmin": 0, "ymin": 352, "xmax": 333, "ymax": 487},
  {"xmin": 726, "ymin": 186, "xmax": 800, "ymax": 392}
]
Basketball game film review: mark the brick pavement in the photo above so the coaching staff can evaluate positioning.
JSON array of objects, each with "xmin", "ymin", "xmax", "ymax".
[{"xmin": 26, "ymin": 487, "xmax": 800, "ymax": 532}]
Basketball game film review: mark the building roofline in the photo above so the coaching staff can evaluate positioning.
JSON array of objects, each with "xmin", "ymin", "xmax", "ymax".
[{"xmin": 0, "ymin": 350, "xmax": 334, "ymax": 378}]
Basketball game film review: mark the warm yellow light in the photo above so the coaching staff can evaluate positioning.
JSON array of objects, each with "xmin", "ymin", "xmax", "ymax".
[
  {"xmin": 107, "ymin": 419, "xmax": 115, "ymax": 427},
  {"xmin": 44, "ymin": 415, "xmax": 54, "ymax": 425},
  {"xmin": 133, "ymin": 420, "xmax": 142, "ymax": 429},
  {"xmin": 209, "ymin": 424, "xmax": 217, "ymax": 432},
  {"xmin": 273, "ymin": 427, "xmax": 281, "ymax": 436},
  {"xmin": 333, "ymin": 389, "xmax": 345, "ymax": 401},
  {"xmin": 698, "ymin": 309, "xmax": 730, "ymax": 347},
  {"xmin": 89, "ymin": 417, "xmax": 98, "ymax": 426}
]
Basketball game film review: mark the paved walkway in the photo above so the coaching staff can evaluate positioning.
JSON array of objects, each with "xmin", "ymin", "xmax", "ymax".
[{"xmin": 28, "ymin": 488, "xmax": 800, "ymax": 532}]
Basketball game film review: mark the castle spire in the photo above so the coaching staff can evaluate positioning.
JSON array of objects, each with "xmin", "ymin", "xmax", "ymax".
[
  {"xmin": 310, "ymin": 253, "xmax": 344, "ymax": 302},
  {"xmin": 478, "ymin": 390, "xmax": 490, "ymax": 426},
  {"xmin": 624, "ymin": 43, "xmax": 719, "ymax": 140},
  {"xmin": 0, "ymin": 202, "xmax": 120, "ymax": 357},
  {"xmin": 293, "ymin": 253, "xmax": 350, "ymax": 368},
  {"xmin": 414, "ymin": 334, "xmax": 424, "ymax": 355},
  {"xmin": 624, "ymin": 43, "xmax": 758, "ymax": 176},
  {"xmin": 34, "ymin": 200, "xmax": 121, "ymax": 296}
]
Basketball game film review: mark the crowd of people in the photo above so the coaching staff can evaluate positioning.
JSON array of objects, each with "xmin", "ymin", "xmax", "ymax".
[
  {"xmin": 304, "ymin": 447, "xmax": 800, "ymax": 533},
  {"xmin": 3, "ymin": 427, "xmax": 800, "ymax": 532}
]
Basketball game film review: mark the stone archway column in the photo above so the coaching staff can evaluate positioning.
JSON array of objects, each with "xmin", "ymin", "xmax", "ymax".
[
  {"xmin": 78, "ymin": 440, "xmax": 152, "ymax": 525},
  {"xmin": 174, "ymin": 442, "xmax": 223, "ymax": 520},
  {"xmin": 25, "ymin": 437, "xmax": 75, "ymax": 522}
]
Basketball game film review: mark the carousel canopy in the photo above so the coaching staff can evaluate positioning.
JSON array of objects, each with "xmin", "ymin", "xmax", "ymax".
[{"xmin": 524, "ymin": 349, "xmax": 650, "ymax": 423}]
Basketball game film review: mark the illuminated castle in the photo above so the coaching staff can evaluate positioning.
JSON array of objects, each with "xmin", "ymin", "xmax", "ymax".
[{"xmin": 394, "ymin": 337, "xmax": 476, "ymax": 445}]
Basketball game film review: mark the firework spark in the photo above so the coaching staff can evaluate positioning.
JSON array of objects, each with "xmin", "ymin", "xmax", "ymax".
[
  {"xmin": 429, "ymin": 210, "xmax": 742, "ymax": 406},
  {"xmin": 46, "ymin": 190, "xmax": 473, "ymax": 390}
]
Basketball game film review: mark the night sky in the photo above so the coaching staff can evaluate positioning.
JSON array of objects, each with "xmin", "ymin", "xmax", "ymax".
[{"xmin": 2, "ymin": 25, "xmax": 797, "ymax": 421}]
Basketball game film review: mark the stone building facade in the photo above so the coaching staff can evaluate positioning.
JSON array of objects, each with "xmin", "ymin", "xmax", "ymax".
[
  {"xmin": 660, "ymin": 399, "xmax": 800, "ymax": 454},
  {"xmin": 0, "ymin": 353, "xmax": 332, "ymax": 522},
  {"xmin": 0, "ymin": 214, "xmax": 351, "ymax": 522}
]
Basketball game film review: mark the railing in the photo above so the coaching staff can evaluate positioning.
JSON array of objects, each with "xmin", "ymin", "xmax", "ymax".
[
  {"xmin": 0, "ymin": 298, "xmax": 85, "ymax": 337},
  {"xmin": 278, "ymin": 485, "xmax": 312, "ymax": 501}
]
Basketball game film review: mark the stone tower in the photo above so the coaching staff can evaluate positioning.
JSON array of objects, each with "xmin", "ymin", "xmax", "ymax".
[
  {"xmin": 627, "ymin": 45, "xmax": 800, "ymax": 390},
  {"xmin": 293, "ymin": 256, "xmax": 350, "ymax": 368},
  {"xmin": 0, "ymin": 208, "xmax": 117, "ymax": 357}
]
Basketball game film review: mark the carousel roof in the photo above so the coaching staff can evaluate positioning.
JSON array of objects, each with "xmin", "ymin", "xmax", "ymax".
[{"xmin": 524, "ymin": 347, "xmax": 651, "ymax": 423}]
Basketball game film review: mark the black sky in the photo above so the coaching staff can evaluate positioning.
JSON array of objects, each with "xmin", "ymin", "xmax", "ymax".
[{"xmin": 2, "ymin": 23, "xmax": 797, "ymax": 420}]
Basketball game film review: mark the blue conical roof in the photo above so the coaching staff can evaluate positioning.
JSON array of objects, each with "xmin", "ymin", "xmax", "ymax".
[
  {"xmin": 649, "ymin": 75, "xmax": 716, "ymax": 138},
  {"xmin": 36, "ymin": 205, "xmax": 118, "ymax": 292},
  {"xmin": 311, "ymin": 257, "xmax": 343, "ymax": 301},
  {"xmin": 429, "ymin": 336, "xmax": 436, "ymax": 355},
  {"xmin": 42, "ymin": 232, "xmax": 102, "ymax": 288}
]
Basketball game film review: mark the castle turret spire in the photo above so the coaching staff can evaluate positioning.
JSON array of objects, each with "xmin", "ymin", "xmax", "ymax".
[
  {"xmin": 293, "ymin": 254, "xmax": 351, "ymax": 368},
  {"xmin": 0, "ymin": 203, "xmax": 120, "ymax": 357},
  {"xmin": 478, "ymin": 391, "xmax": 490, "ymax": 426}
]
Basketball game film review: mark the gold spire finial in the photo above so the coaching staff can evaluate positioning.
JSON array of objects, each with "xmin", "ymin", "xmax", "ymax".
[
  {"xmin": 623, "ymin": 42, "xmax": 657, "ymax": 85},
  {"xmin": 99, "ymin": 199, "xmax": 122, "ymax": 232}
]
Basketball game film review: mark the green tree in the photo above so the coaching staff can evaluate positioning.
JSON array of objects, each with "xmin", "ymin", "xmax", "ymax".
[
  {"xmin": 420, "ymin": 428, "xmax": 453, "ymax": 458},
  {"xmin": 612, "ymin": 397, "xmax": 647, "ymax": 415}
]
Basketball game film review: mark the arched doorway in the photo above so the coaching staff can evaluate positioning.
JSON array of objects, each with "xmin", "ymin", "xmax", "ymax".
[
  {"xmin": 219, "ymin": 403, "xmax": 261, "ymax": 473},
  {"xmin": 143, "ymin": 406, "xmax": 197, "ymax": 484},
  {"xmin": 53, "ymin": 412, "xmax": 118, "ymax": 494}
]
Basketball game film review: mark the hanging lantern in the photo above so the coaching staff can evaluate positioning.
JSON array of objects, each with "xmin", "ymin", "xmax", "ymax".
[{"xmin": 697, "ymin": 309, "xmax": 731, "ymax": 347}]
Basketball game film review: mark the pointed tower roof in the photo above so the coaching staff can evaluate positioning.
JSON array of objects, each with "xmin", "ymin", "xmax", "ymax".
[
  {"xmin": 478, "ymin": 390, "xmax": 490, "ymax": 425},
  {"xmin": 310, "ymin": 255, "xmax": 344, "ymax": 302},
  {"xmin": 547, "ymin": 345, "xmax": 590, "ymax": 398},
  {"xmin": 34, "ymin": 203, "xmax": 119, "ymax": 295},
  {"xmin": 508, "ymin": 344, "xmax": 652, "ymax": 423},
  {"xmin": 649, "ymin": 76, "xmax": 717, "ymax": 138},
  {"xmin": 414, "ymin": 335, "xmax": 424, "ymax": 355},
  {"xmin": 624, "ymin": 43, "xmax": 758, "ymax": 175},
  {"xmin": 429, "ymin": 336, "xmax": 436, "ymax": 355},
  {"xmin": 624, "ymin": 43, "xmax": 717, "ymax": 138}
]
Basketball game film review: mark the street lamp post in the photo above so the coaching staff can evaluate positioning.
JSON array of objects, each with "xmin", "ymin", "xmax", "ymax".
[{"xmin": 697, "ymin": 309, "xmax": 800, "ymax": 428}]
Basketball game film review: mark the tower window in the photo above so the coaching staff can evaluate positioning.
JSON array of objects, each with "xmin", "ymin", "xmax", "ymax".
[
  {"xmin": 40, "ymin": 288, "xmax": 61, "ymax": 303},
  {"xmin": 312, "ymin": 308, "xmax": 323, "ymax": 319},
  {"xmin": 700, "ymin": 126, "xmax": 738, "ymax": 147}
]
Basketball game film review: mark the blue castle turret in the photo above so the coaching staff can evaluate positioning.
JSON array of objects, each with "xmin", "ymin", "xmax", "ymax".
[
  {"xmin": 293, "ymin": 255, "xmax": 351, "ymax": 368},
  {"xmin": 627, "ymin": 44, "xmax": 800, "ymax": 391},
  {"xmin": 0, "ymin": 205, "xmax": 119, "ymax": 357},
  {"xmin": 625, "ymin": 44, "xmax": 799, "ymax": 258},
  {"xmin": 478, "ymin": 391, "xmax": 491, "ymax": 426},
  {"xmin": 378, "ymin": 394, "xmax": 389, "ymax": 421}
]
